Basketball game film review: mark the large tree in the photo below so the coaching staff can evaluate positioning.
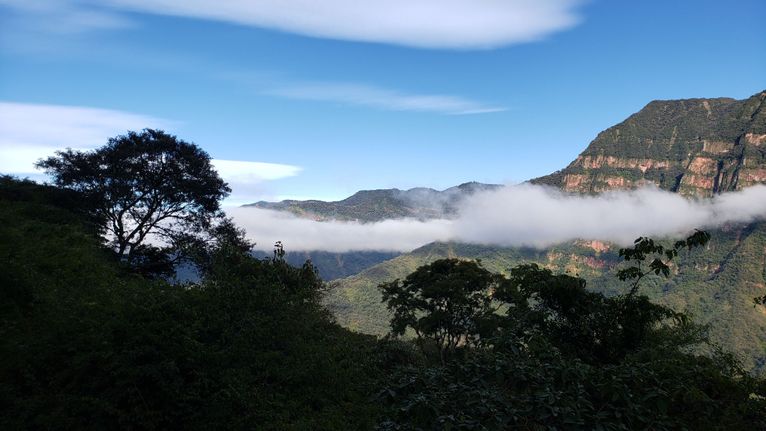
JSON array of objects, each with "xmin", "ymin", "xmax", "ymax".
[{"xmin": 36, "ymin": 129, "xmax": 231, "ymax": 265}]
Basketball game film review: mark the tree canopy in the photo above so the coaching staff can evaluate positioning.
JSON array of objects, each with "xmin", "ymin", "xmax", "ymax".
[
  {"xmin": 380, "ymin": 259, "xmax": 503, "ymax": 362},
  {"xmin": 36, "ymin": 129, "xmax": 230, "ymax": 268}
]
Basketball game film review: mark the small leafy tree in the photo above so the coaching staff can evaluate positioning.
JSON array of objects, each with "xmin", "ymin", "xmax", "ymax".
[
  {"xmin": 617, "ymin": 230, "xmax": 711, "ymax": 297},
  {"xmin": 36, "ymin": 129, "xmax": 231, "ymax": 267},
  {"xmin": 380, "ymin": 259, "xmax": 503, "ymax": 362}
]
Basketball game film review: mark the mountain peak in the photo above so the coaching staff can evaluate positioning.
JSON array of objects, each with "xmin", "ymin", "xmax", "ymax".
[
  {"xmin": 532, "ymin": 90, "xmax": 766, "ymax": 196},
  {"xmin": 246, "ymin": 182, "xmax": 500, "ymax": 222}
]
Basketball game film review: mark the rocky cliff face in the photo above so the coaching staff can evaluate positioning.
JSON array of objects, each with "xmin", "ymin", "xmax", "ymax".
[{"xmin": 534, "ymin": 91, "xmax": 766, "ymax": 196}]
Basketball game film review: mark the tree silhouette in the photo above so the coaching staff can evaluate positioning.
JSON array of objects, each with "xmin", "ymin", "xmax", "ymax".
[
  {"xmin": 380, "ymin": 259, "xmax": 503, "ymax": 362},
  {"xmin": 617, "ymin": 230, "xmax": 711, "ymax": 297},
  {"xmin": 37, "ymin": 129, "xmax": 230, "ymax": 265}
]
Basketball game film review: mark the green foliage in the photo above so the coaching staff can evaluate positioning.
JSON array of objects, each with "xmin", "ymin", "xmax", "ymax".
[
  {"xmin": 35, "ymin": 129, "xmax": 231, "ymax": 270},
  {"xmin": 380, "ymin": 259, "xmax": 503, "ymax": 362},
  {"xmin": 2, "ymin": 176, "xmax": 765, "ymax": 429},
  {"xmin": 251, "ymin": 249, "xmax": 401, "ymax": 280},
  {"xmin": 0, "ymin": 177, "xmax": 384, "ymax": 430},
  {"xmin": 377, "ymin": 348, "xmax": 766, "ymax": 430},
  {"xmin": 328, "ymin": 224, "xmax": 766, "ymax": 374},
  {"xmin": 617, "ymin": 230, "xmax": 711, "ymax": 296},
  {"xmin": 376, "ymin": 257, "xmax": 766, "ymax": 430},
  {"xmin": 498, "ymin": 264, "xmax": 693, "ymax": 365}
]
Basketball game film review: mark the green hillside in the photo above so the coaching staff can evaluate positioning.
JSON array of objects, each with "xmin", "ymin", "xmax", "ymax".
[
  {"xmin": 251, "ymin": 249, "xmax": 400, "ymax": 280},
  {"xmin": 326, "ymin": 223, "xmax": 766, "ymax": 373},
  {"xmin": 0, "ymin": 177, "xmax": 385, "ymax": 429},
  {"xmin": 4, "ymin": 176, "xmax": 764, "ymax": 429},
  {"xmin": 325, "ymin": 240, "xmax": 616, "ymax": 334}
]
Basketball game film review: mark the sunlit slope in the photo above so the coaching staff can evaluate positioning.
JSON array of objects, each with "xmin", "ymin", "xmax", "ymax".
[
  {"xmin": 533, "ymin": 91, "xmax": 766, "ymax": 196},
  {"xmin": 325, "ymin": 222, "xmax": 766, "ymax": 373},
  {"xmin": 325, "ymin": 240, "xmax": 618, "ymax": 335}
]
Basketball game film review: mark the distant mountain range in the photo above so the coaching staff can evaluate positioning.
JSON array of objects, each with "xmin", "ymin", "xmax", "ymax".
[
  {"xmin": 245, "ymin": 181, "xmax": 500, "ymax": 222},
  {"xmin": 249, "ymin": 90, "xmax": 766, "ymax": 374}
]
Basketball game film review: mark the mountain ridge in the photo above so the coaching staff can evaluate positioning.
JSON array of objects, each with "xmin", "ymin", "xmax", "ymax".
[
  {"xmin": 532, "ymin": 90, "xmax": 766, "ymax": 195},
  {"xmin": 245, "ymin": 181, "xmax": 501, "ymax": 222}
]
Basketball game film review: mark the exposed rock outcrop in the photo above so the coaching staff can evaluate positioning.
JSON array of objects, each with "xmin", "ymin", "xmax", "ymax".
[{"xmin": 534, "ymin": 91, "xmax": 766, "ymax": 196}]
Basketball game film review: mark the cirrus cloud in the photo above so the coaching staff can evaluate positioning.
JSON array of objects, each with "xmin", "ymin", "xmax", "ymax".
[
  {"xmin": 267, "ymin": 82, "xmax": 506, "ymax": 115},
  {"xmin": 2, "ymin": 0, "xmax": 585, "ymax": 49},
  {"xmin": 107, "ymin": 0, "xmax": 583, "ymax": 49}
]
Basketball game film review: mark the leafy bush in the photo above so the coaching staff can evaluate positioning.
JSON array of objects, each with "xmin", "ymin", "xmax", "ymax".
[{"xmin": 0, "ymin": 177, "xmax": 383, "ymax": 430}]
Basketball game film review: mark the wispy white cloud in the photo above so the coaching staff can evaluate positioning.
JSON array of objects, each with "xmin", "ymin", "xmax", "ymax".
[
  {"xmin": 2, "ymin": 0, "xmax": 584, "ymax": 49},
  {"xmin": 212, "ymin": 159, "xmax": 301, "ymax": 183},
  {"xmin": 110, "ymin": 0, "xmax": 582, "ymax": 49},
  {"xmin": 0, "ymin": 101, "xmax": 299, "ymax": 205},
  {"xmin": 268, "ymin": 82, "xmax": 506, "ymax": 115},
  {"xmin": 212, "ymin": 159, "xmax": 302, "ymax": 206},
  {"xmin": 229, "ymin": 184, "xmax": 766, "ymax": 252},
  {"xmin": 0, "ymin": 0, "xmax": 133, "ymax": 34},
  {"xmin": 0, "ymin": 101, "xmax": 171, "ymax": 175}
]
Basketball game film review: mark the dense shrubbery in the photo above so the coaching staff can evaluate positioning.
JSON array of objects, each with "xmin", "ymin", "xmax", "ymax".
[
  {"xmin": 378, "ymin": 258, "xmax": 766, "ymax": 430},
  {"xmin": 0, "ymin": 176, "xmax": 383, "ymax": 429},
  {"xmin": 378, "ymin": 346, "xmax": 765, "ymax": 430},
  {"xmin": 2, "ymin": 171, "xmax": 764, "ymax": 430}
]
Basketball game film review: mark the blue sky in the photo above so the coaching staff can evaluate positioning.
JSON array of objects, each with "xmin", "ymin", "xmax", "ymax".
[{"xmin": 1, "ymin": 0, "xmax": 764, "ymax": 205}]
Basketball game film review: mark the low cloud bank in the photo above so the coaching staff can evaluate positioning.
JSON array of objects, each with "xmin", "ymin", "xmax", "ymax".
[
  {"xmin": 225, "ymin": 207, "xmax": 452, "ymax": 252},
  {"xmin": 228, "ymin": 184, "xmax": 766, "ymax": 252}
]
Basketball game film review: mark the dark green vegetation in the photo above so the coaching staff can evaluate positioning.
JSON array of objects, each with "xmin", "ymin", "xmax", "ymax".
[
  {"xmin": 3, "ymin": 177, "xmax": 765, "ymax": 430},
  {"xmin": 381, "ymin": 259, "xmax": 504, "ymax": 362},
  {"xmin": 327, "ymin": 224, "xmax": 766, "ymax": 374},
  {"xmin": 252, "ymin": 249, "xmax": 400, "ymax": 280},
  {"xmin": 0, "ymin": 176, "xmax": 385, "ymax": 429},
  {"xmin": 376, "ymin": 258, "xmax": 766, "ymax": 430},
  {"xmin": 247, "ymin": 182, "xmax": 500, "ymax": 222}
]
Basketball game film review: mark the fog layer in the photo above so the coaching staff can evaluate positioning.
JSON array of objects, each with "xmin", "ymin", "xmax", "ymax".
[{"xmin": 227, "ymin": 184, "xmax": 766, "ymax": 252}]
